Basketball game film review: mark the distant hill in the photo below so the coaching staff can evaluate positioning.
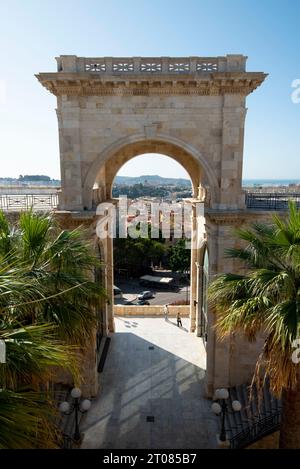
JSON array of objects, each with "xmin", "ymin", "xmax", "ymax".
[{"xmin": 114, "ymin": 175, "xmax": 191, "ymax": 186}]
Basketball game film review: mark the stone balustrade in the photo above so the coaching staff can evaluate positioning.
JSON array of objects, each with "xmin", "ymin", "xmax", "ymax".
[
  {"xmin": 0, "ymin": 193, "xmax": 59, "ymax": 211},
  {"xmin": 56, "ymin": 55, "xmax": 247, "ymax": 74}
]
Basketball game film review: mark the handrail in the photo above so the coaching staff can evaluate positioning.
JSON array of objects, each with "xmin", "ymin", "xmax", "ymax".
[
  {"xmin": 229, "ymin": 411, "xmax": 281, "ymax": 449},
  {"xmin": 246, "ymin": 192, "xmax": 300, "ymax": 210}
]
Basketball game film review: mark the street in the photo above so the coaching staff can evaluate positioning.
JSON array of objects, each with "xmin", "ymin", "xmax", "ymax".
[{"xmin": 114, "ymin": 278, "xmax": 189, "ymax": 305}]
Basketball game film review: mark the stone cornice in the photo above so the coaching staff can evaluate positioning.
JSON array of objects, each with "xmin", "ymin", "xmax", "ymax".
[
  {"xmin": 205, "ymin": 208, "xmax": 274, "ymax": 225},
  {"xmin": 36, "ymin": 72, "xmax": 267, "ymax": 97}
]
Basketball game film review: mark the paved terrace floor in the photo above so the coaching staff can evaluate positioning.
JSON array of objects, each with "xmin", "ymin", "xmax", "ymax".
[{"xmin": 81, "ymin": 317, "xmax": 219, "ymax": 449}]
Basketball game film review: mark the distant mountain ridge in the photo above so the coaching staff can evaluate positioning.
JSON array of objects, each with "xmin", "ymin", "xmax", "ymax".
[{"xmin": 114, "ymin": 175, "xmax": 191, "ymax": 186}]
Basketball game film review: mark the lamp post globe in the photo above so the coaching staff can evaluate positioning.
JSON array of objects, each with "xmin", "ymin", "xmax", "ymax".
[
  {"xmin": 59, "ymin": 401, "xmax": 70, "ymax": 414},
  {"xmin": 71, "ymin": 387, "xmax": 82, "ymax": 399},
  {"xmin": 211, "ymin": 402, "xmax": 222, "ymax": 415},
  {"xmin": 80, "ymin": 399, "xmax": 91, "ymax": 412},
  {"xmin": 232, "ymin": 400, "xmax": 242, "ymax": 412},
  {"xmin": 215, "ymin": 388, "xmax": 229, "ymax": 400}
]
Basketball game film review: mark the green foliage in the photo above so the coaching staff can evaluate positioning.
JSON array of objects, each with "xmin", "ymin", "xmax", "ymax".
[
  {"xmin": 112, "ymin": 182, "xmax": 192, "ymax": 199},
  {"xmin": 114, "ymin": 235, "xmax": 167, "ymax": 277},
  {"xmin": 0, "ymin": 323, "xmax": 79, "ymax": 389},
  {"xmin": 168, "ymin": 239, "xmax": 191, "ymax": 273},
  {"xmin": 18, "ymin": 175, "xmax": 51, "ymax": 181},
  {"xmin": 0, "ymin": 210, "xmax": 104, "ymax": 343},
  {"xmin": 0, "ymin": 389, "xmax": 59, "ymax": 449},
  {"xmin": 112, "ymin": 183, "xmax": 169, "ymax": 198},
  {"xmin": 0, "ymin": 209, "xmax": 105, "ymax": 448}
]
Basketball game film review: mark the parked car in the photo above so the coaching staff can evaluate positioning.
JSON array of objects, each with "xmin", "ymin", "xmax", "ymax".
[
  {"xmin": 137, "ymin": 299, "xmax": 150, "ymax": 305},
  {"xmin": 122, "ymin": 298, "xmax": 134, "ymax": 305},
  {"xmin": 137, "ymin": 291, "xmax": 154, "ymax": 300}
]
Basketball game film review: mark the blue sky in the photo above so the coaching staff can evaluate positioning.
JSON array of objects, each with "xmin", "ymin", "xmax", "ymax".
[{"xmin": 0, "ymin": 0, "xmax": 299, "ymax": 180}]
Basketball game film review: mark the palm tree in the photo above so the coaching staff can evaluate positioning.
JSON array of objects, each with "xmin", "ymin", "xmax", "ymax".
[
  {"xmin": 0, "ymin": 261, "xmax": 79, "ymax": 448},
  {"xmin": 0, "ymin": 210, "xmax": 106, "ymax": 448},
  {"xmin": 0, "ymin": 210, "xmax": 105, "ymax": 343},
  {"xmin": 208, "ymin": 202, "xmax": 300, "ymax": 448},
  {"xmin": 0, "ymin": 324, "xmax": 78, "ymax": 448},
  {"xmin": 0, "ymin": 389, "xmax": 60, "ymax": 449},
  {"xmin": 0, "ymin": 322, "xmax": 79, "ymax": 389}
]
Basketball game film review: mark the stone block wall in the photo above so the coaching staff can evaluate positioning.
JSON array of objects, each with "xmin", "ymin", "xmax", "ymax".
[{"xmin": 114, "ymin": 304, "xmax": 190, "ymax": 317}]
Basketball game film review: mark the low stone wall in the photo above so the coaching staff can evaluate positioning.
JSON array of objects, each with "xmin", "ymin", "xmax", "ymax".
[{"xmin": 114, "ymin": 304, "xmax": 190, "ymax": 317}]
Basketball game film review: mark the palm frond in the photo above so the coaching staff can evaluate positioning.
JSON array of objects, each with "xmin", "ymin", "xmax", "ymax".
[
  {"xmin": 0, "ymin": 389, "xmax": 60, "ymax": 449},
  {"xmin": 0, "ymin": 323, "xmax": 79, "ymax": 388}
]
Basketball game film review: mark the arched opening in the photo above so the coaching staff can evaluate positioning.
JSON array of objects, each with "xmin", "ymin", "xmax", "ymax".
[
  {"xmin": 90, "ymin": 138, "xmax": 210, "ymax": 341},
  {"xmin": 83, "ymin": 135, "xmax": 219, "ymax": 210},
  {"xmin": 111, "ymin": 153, "xmax": 193, "ymax": 312}
]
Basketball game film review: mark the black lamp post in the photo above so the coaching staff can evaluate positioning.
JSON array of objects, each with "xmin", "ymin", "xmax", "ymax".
[
  {"xmin": 59, "ymin": 387, "xmax": 91, "ymax": 443},
  {"xmin": 211, "ymin": 388, "xmax": 242, "ymax": 444}
]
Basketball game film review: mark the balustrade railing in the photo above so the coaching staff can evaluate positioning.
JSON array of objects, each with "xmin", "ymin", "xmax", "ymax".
[
  {"xmin": 0, "ymin": 193, "xmax": 59, "ymax": 211},
  {"xmin": 56, "ymin": 55, "xmax": 247, "ymax": 74},
  {"xmin": 246, "ymin": 192, "xmax": 300, "ymax": 210},
  {"xmin": 229, "ymin": 412, "xmax": 281, "ymax": 449},
  {"xmin": 1, "ymin": 192, "xmax": 299, "ymax": 212}
]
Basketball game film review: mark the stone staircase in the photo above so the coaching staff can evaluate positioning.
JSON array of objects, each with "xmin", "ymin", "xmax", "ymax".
[{"xmin": 224, "ymin": 380, "xmax": 282, "ymax": 449}]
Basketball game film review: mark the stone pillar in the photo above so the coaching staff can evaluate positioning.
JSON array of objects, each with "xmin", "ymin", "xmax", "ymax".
[
  {"xmin": 106, "ymin": 234, "xmax": 115, "ymax": 333},
  {"xmin": 195, "ymin": 261, "xmax": 202, "ymax": 337},
  {"xmin": 195, "ymin": 202, "xmax": 206, "ymax": 337},
  {"xmin": 189, "ymin": 206, "xmax": 197, "ymax": 332},
  {"xmin": 204, "ymin": 222, "xmax": 233, "ymax": 396},
  {"xmin": 219, "ymin": 94, "xmax": 247, "ymax": 209},
  {"xmin": 57, "ymin": 99, "xmax": 83, "ymax": 210}
]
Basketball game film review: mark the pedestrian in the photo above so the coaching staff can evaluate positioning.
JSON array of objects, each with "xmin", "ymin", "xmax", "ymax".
[
  {"xmin": 163, "ymin": 304, "xmax": 169, "ymax": 321},
  {"xmin": 176, "ymin": 311, "xmax": 182, "ymax": 327}
]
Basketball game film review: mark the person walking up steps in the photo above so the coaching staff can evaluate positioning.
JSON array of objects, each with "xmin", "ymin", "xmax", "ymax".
[{"xmin": 176, "ymin": 311, "xmax": 182, "ymax": 327}]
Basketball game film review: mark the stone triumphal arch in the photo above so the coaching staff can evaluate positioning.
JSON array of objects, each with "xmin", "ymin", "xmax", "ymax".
[{"xmin": 37, "ymin": 55, "xmax": 266, "ymax": 396}]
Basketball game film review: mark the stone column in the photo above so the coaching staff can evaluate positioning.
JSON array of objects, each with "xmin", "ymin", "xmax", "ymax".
[
  {"xmin": 57, "ymin": 97, "xmax": 83, "ymax": 210},
  {"xmin": 195, "ymin": 202, "xmax": 206, "ymax": 337},
  {"xmin": 106, "ymin": 234, "xmax": 115, "ymax": 333},
  {"xmin": 219, "ymin": 94, "xmax": 247, "ymax": 209},
  {"xmin": 204, "ymin": 221, "xmax": 233, "ymax": 396},
  {"xmin": 189, "ymin": 205, "xmax": 197, "ymax": 332},
  {"xmin": 195, "ymin": 260, "xmax": 202, "ymax": 337},
  {"xmin": 204, "ymin": 219, "xmax": 241, "ymax": 396}
]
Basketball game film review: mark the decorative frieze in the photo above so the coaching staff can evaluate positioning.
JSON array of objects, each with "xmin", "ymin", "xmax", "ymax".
[{"xmin": 36, "ymin": 74, "xmax": 266, "ymax": 97}]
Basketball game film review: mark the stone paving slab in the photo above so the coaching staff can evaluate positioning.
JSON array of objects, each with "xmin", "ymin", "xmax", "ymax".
[{"xmin": 81, "ymin": 317, "xmax": 218, "ymax": 449}]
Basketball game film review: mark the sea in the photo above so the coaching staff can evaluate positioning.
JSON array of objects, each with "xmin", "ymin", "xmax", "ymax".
[{"xmin": 242, "ymin": 179, "xmax": 300, "ymax": 187}]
